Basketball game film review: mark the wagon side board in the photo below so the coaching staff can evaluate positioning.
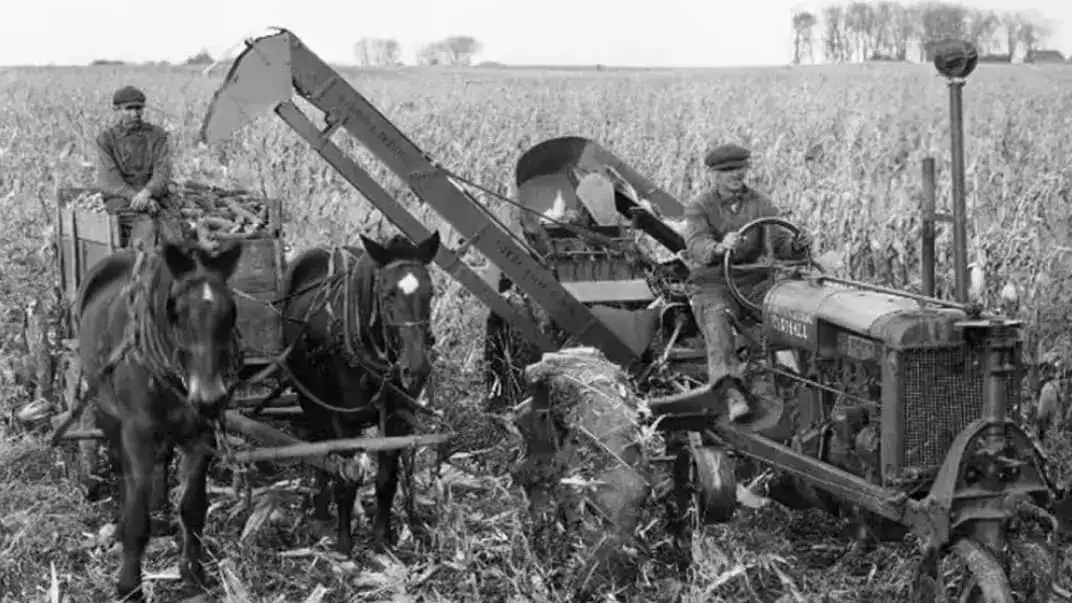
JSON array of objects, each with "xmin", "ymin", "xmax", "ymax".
[
  {"xmin": 56, "ymin": 189, "xmax": 286, "ymax": 364},
  {"xmin": 56, "ymin": 204, "xmax": 121, "ymax": 308}
]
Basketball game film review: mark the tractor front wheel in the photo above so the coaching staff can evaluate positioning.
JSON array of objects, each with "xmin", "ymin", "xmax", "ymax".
[{"xmin": 675, "ymin": 433, "xmax": 737, "ymax": 526}]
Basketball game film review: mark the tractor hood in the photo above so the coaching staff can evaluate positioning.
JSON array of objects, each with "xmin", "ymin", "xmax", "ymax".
[{"xmin": 763, "ymin": 279, "xmax": 969, "ymax": 354}]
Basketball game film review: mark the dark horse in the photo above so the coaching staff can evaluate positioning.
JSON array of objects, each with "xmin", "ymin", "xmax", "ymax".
[
  {"xmin": 282, "ymin": 231, "xmax": 440, "ymax": 554},
  {"xmin": 76, "ymin": 240, "xmax": 243, "ymax": 600}
]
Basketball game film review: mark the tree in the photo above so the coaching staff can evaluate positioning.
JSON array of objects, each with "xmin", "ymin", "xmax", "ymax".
[
  {"xmin": 792, "ymin": 11, "xmax": 818, "ymax": 65},
  {"xmin": 822, "ymin": 5, "xmax": 847, "ymax": 63},
  {"xmin": 416, "ymin": 36, "xmax": 483, "ymax": 67},
  {"xmin": 965, "ymin": 9, "xmax": 1000, "ymax": 54},
  {"xmin": 806, "ymin": 2, "xmax": 1057, "ymax": 65},
  {"xmin": 354, "ymin": 37, "xmax": 402, "ymax": 67},
  {"xmin": 1015, "ymin": 10, "xmax": 1056, "ymax": 58},
  {"xmin": 184, "ymin": 49, "xmax": 214, "ymax": 66},
  {"xmin": 890, "ymin": 3, "xmax": 921, "ymax": 60}
]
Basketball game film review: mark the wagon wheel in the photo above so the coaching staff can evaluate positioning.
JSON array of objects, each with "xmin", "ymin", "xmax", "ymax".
[
  {"xmin": 57, "ymin": 342, "xmax": 103, "ymax": 501},
  {"xmin": 722, "ymin": 216, "xmax": 824, "ymax": 320},
  {"xmin": 910, "ymin": 535, "xmax": 1059, "ymax": 602}
]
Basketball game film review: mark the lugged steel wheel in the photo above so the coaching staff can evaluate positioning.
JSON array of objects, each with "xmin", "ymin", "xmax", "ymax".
[
  {"xmin": 681, "ymin": 433, "xmax": 737, "ymax": 526},
  {"xmin": 910, "ymin": 534, "xmax": 1061, "ymax": 603}
]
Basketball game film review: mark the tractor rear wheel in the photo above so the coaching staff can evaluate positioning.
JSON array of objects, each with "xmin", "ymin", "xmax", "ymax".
[{"xmin": 910, "ymin": 534, "xmax": 1060, "ymax": 602}]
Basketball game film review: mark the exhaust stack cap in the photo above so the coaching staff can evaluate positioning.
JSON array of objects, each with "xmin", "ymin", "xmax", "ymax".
[{"xmin": 932, "ymin": 39, "xmax": 979, "ymax": 79}]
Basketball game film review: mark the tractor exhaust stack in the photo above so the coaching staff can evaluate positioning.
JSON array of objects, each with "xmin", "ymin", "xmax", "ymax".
[{"xmin": 932, "ymin": 40, "xmax": 978, "ymax": 304}]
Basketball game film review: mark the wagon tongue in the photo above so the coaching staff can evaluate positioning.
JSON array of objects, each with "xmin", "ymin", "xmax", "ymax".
[{"xmin": 199, "ymin": 28, "xmax": 296, "ymax": 145}]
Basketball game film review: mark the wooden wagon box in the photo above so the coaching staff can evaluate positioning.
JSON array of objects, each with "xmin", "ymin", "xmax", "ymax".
[{"xmin": 55, "ymin": 187, "xmax": 286, "ymax": 367}]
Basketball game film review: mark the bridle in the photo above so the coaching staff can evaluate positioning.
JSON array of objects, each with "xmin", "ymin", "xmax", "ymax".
[{"xmin": 331, "ymin": 249, "xmax": 434, "ymax": 379}]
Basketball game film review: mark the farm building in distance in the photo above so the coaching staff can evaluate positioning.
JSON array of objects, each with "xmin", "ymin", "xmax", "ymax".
[{"xmin": 1025, "ymin": 49, "xmax": 1066, "ymax": 64}]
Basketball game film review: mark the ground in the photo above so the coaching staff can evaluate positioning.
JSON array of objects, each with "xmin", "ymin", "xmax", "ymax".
[{"xmin": 1, "ymin": 60, "xmax": 1072, "ymax": 601}]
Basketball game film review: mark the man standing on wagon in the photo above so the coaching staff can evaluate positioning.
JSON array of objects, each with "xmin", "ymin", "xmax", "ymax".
[
  {"xmin": 95, "ymin": 85, "xmax": 184, "ymax": 249},
  {"xmin": 681, "ymin": 143, "xmax": 812, "ymax": 422}
]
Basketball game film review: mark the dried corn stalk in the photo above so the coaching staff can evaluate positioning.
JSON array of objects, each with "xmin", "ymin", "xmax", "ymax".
[{"xmin": 513, "ymin": 347, "xmax": 667, "ymax": 599}]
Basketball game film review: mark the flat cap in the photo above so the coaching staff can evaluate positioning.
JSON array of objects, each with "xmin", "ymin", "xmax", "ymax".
[
  {"xmin": 112, "ymin": 85, "xmax": 146, "ymax": 107},
  {"xmin": 704, "ymin": 143, "xmax": 751, "ymax": 171}
]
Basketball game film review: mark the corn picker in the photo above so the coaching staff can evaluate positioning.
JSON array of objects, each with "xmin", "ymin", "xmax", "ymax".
[{"xmin": 55, "ymin": 29, "xmax": 1071, "ymax": 601}]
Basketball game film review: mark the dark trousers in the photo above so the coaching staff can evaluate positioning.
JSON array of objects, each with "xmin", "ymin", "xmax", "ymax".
[
  {"xmin": 689, "ymin": 283, "xmax": 746, "ymax": 384},
  {"xmin": 125, "ymin": 210, "xmax": 185, "ymax": 250}
]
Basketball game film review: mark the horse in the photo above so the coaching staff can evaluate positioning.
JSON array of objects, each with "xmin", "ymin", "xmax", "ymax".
[
  {"xmin": 76, "ymin": 240, "xmax": 244, "ymax": 601},
  {"xmin": 282, "ymin": 231, "xmax": 441, "ymax": 555}
]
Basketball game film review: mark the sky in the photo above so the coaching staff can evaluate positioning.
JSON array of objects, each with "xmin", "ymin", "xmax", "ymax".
[{"xmin": 0, "ymin": 0, "xmax": 1069, "ymax": 67}]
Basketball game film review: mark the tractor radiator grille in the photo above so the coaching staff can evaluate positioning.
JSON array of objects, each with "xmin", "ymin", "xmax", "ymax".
[{"xmin": 900, "ymin": 347, "xmax": 1020, "ymax": 469}]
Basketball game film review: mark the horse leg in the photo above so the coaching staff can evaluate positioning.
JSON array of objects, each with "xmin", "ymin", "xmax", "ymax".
[
  {"xmin": 331, "ymin": 414, "xmax": 362, "ymax": 556},
  {"xmin": 150, "ymin": 442, "xmax": 174, "ymax": 536},
  {"xmin": 116, "ymin": 424, "xmax": 155, "ymax": 602},
  {"xmin": 177, "ymin": 433, "xmax": 213, "ymax": 591},
  {"xmin": 299, "ymin": 404, "xmax": 333, "ymax": 521},
  {"xmin": 372, "ymin": 412, "xmax": 410, "ymax": 548},
  {"xmin": 313, "ymin": 468, "xmax": 332, "ymax": 521}
]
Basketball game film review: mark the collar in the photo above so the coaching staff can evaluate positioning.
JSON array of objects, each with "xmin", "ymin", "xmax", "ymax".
[
  {"xmin": 717, "ymin": 185, "xmax": 751, "ymax": 206},
  {"xmin": 113, "ymin": 120, "xmax": 148, "ymax": 136}
]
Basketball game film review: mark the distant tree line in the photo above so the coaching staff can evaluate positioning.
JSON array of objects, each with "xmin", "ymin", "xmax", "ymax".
[
  {"xmin": 355, "ymin": 35, "xmax": 483, "ymax": 67},
  {"xmin": 791, "ymin": 2, "xmax": 1063, "ymax": 65},
  {"xmin": 90, "ymin": 37, "xmax": 484, "ymax": 69}
]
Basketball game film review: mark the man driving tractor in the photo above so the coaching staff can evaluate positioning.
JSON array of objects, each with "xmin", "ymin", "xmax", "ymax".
[
  {"xmin": 95, "ymin": 85, "xmax": 183, "ymax": 248},
  {"xmin": 681, "ymin": 143, "xmax": 812, "ymax": 422}
]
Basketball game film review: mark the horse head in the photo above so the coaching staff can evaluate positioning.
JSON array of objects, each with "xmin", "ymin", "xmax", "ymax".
[
  {"xmin": 160, "ymin": 240, "xmax": 244, "ymax": 409},
  {"xmin": 361, "ymin": 231, "xmax": 441, "ymax": 391}
]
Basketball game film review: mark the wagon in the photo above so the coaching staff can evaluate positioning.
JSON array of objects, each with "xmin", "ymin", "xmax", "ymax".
[
  {"xmin": 50, "ymin": 185, "xmax": 295, "ymax": 488},
  {"xmin": 49, "ymin": 184, "xmax": 448, "ymax": 499}
]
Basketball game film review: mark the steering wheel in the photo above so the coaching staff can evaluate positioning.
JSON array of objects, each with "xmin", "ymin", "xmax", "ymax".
[{"xmin": 722, "ymin": 216, "xmax": 824, "ymax": 319}]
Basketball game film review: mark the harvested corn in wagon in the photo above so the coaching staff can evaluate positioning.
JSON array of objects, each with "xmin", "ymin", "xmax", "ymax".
[
  {"xmin": 512, "ymin": 347, "xmax": 671, "ymax": 599},
  {"xmin": 65, "ymin": 180, "xmax": 278, "ymax": 247}
]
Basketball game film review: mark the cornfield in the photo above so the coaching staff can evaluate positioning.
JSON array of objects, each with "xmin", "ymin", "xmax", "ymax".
[{"xmin": 1, "ymin": 62, "xmax": 1071, "ymax": 601}]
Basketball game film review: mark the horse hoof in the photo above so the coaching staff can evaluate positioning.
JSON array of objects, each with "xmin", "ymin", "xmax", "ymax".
[
  {"xmin": 371, "ymin": 527, "xmax": 394, "ymax": 552},
  {"xmin": 180, "ymin": 560, "xmax": 209, "ymax": 590},
  {"xmin": 335, "ymin": 535, "xmax": 354, "ymax": 557},
  {"xmin": 150, "ymin": 516, "xmax": 175, "ymax": 537}
]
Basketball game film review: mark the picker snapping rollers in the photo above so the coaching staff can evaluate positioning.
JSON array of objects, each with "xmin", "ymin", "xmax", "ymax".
[{"xmin": 79, "ymin": 85, "xmax": 273, "ymax": 249}]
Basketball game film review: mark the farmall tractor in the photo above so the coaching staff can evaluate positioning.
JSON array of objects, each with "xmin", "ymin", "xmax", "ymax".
[{"xmin": 483, "ymin": 43, "xmax": 1072, "ymax": 601}]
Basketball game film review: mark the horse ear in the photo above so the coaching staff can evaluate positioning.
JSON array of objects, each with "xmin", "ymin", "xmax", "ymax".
[
  {"xmin": 416, "ymin": 231, "xmax": 441, "ymax": 264},
  {"xmin": 361, "ymin": 234, "xmax": 391, "ymax": 265},
  {"xmin": 162, "ymin": 243, "xmax": 197, "ymax": 277},
  {"xmin": 202, "ymin": 240, "xmax": 244, "ymax": 282}
]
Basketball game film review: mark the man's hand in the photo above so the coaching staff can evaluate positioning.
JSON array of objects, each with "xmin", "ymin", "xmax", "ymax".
[
  {"xmin": 130, "ymin": 188, "xmax": 153, "ymax": 212},
  {"xmin": 720, "ymin": 231, "xmax": 742, "ymax": 254}
]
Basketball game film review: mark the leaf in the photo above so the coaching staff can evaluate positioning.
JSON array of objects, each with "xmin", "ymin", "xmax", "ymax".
[
  {"xmin": 240, "ymin": 494, "xmax": 278, "ymax": 542},
  {"xmin": 301, "ymin": 584, "xmax": 331, "ymax": 603}
]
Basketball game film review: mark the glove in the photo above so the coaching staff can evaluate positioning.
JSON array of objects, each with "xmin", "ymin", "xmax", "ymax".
[
  {"xmin": 130, "ymin": 188, "xmax": 153, "ymax": 212},
  {"xmin": 720, "ymin": 231, "xmax": 742, "ymax": 254}
]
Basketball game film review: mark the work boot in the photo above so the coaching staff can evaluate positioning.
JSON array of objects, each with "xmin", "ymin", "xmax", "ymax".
[{"xmin": 726, "ymin": 387, "xmax": 753, "ymax": 422}]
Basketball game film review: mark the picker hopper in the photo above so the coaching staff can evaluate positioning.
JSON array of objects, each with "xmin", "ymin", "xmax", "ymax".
[{"xmin": 507, "ymin": 137, "xmax": 698, "ymax": 357}]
